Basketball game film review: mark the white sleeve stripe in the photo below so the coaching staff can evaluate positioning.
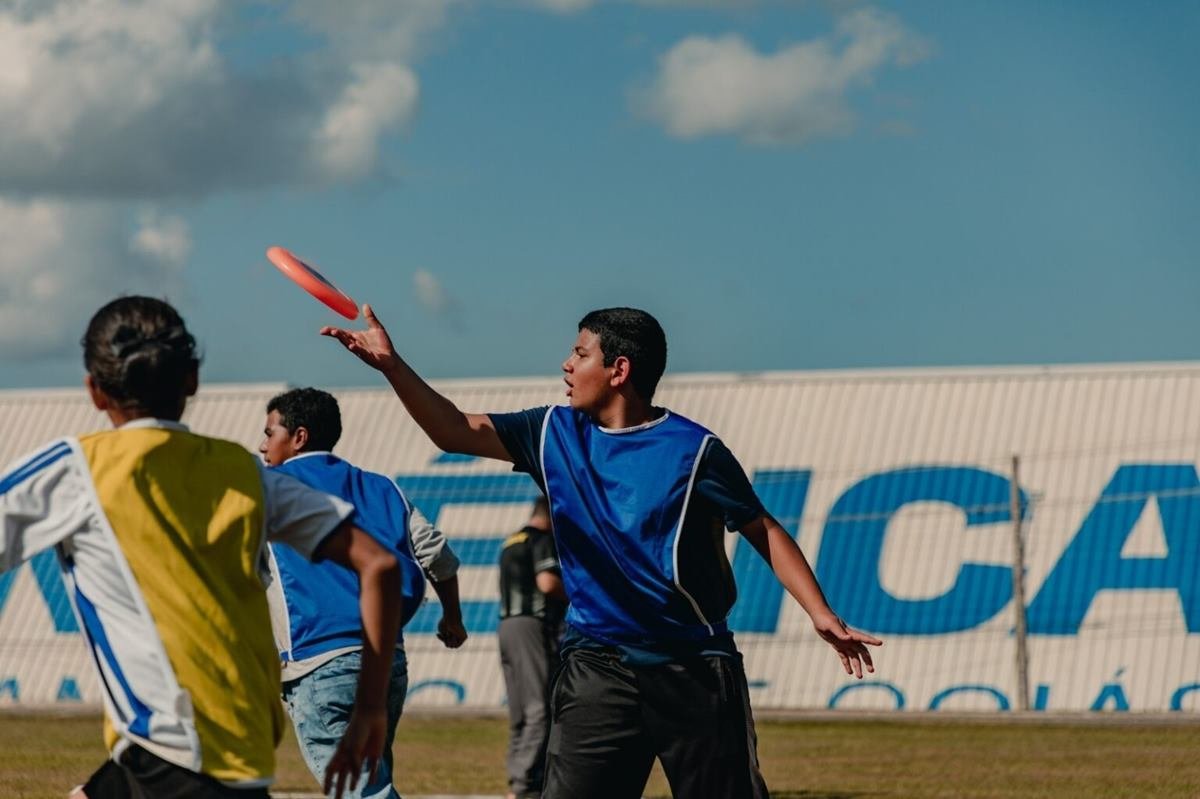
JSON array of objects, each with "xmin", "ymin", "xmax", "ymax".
[{"xmin": 0, "ymin": 441, "xmax": 72, "ymax": 495}]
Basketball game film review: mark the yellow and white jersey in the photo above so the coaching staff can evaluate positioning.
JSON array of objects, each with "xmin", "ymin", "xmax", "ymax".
[{"xmin": 0, "ymin": 419, "xmax": 353, "ymax": 787}]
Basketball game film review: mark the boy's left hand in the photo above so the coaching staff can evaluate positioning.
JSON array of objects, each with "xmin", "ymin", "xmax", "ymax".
[
  {"xmin": 811, "ymin": 610, "xmax": 882, "ymax": 679},
  {"xmin": 437, "ymin": 616, "xmax": 468, "ymax": 648}
]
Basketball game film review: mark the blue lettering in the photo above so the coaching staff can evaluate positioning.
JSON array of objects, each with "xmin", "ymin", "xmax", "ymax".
[
  {"xmin": 1028, "ymin": 465, "xmax": 1200, "ymax": 634},
  {"xmin": 1090, "ymin": 681, "xmax": 1130, "ymax": 712},
  {"xmin": 396, "ymin": 472, "xmax": 540, "ymax": 635},
  {"xmin": 929, "ymin": 684, "xmax": 1010, "ymax": 711},
  {"xmin": 408, "ymin": 595, "xmax": 499, "ymax": 635},
  {"xmin": 1033, "ymin": 684, "xmax": 1051, "ymax": 711},
  {"xmin": 0, "ymin": 677, "xmax": 17, "ymax": 700},
  {"xmin": 817, "ymin": 467, "xmax": 1025, "ymax": 634},
  {"xmin": 395, "ymin": 472, "xmax": 542, "ymax": 526},
  {"xmin": 1170, "ymin": 683, "xmax": 1200, "ymax": 711},
  {"xmin": 406, "ymin": 679, "xmax": 466, "ymax": 704},
  {"xmin": 0, "ymin": 550, "xmax": 78, "ymax": 633},
  {"xmin": 399, "ymin": 469, "xmax": 812, "ymax": 635},
  {"xmin": 827, "ymin": 681, "xmax": 905, "ymax": 710},
  {"xmin": 57, "ymin": 677, "xmax": 82, "ymax": 702},
  {"xmin": 728, "ymin": 470, "xmax": 812, "ymax": 632}
]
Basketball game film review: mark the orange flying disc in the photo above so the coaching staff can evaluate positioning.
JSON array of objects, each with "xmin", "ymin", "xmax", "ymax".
[{"xmin": 266, "ymin": 246, "xmax": 359, "ymax": 320}]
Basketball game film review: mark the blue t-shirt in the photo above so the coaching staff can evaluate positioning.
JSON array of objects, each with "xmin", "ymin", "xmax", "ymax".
[{"xmin": 490, "ymin": 406, "xmax": 765, "ymax": 663}]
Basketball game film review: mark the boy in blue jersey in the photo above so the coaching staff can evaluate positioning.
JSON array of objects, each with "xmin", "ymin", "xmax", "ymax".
[
  {"xmin": 322, "ymin": 305, "xmax": 882, "ymax": 799},
  {"xmin": 259, "ymin": 387, "xmax": 467, "ymax": 799}
]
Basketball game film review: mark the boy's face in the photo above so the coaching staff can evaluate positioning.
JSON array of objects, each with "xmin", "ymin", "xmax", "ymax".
[
  {"xmin": 259, "ymin": 410, "xmax": 303, "ymax": 466},
  {"xmin": 562, "ymin": 328, "xmax": 615, "ymax": 414}
]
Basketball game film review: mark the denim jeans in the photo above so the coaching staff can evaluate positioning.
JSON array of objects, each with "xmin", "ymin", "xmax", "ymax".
[{"xmin": 282, "ymin": 649, "xmax": 408, "ymax": 799}]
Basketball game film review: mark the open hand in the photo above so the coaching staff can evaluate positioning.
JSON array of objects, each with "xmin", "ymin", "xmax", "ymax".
[
  {"xmin": 323, "ymin": 706, "xmax": 387, "ymax": 798},
  {"xmin": 321, "ymin": 304, "xmax": 398, "ymax": 372},
  {"xmin": 812, "ymin": 610, "xmax": 882, "ymax": 679}
]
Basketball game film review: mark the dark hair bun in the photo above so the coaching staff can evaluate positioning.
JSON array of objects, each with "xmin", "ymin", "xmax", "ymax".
[{"xmin": 82, "ymin": 297, "xmax": 200, "ymax": 419}]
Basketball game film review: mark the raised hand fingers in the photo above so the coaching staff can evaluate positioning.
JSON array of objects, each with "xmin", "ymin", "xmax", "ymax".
[{"xmin": 320, "ymin": 326, "xmax": 353, "ymax": 345}]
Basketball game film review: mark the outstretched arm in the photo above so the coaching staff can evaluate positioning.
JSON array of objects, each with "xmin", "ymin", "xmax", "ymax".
[
  {"xmin": 322, "ymin": 304, "xmax": 512, "ymax": 462},
  {"xmin": 313, "ymin": 522, "xmax": 401, "ymax": 798},
  {"xmin": 740, "ymin": 513, "xmax": 882, "ymax": 679}
]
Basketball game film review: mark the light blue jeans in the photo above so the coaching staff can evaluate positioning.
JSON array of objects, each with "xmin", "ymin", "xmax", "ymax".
[{"xmin": 282, "ymin": 649, "xmax": 408, "ymax": 799}]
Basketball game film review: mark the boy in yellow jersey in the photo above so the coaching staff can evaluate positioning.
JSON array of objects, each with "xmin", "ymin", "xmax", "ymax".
[{"xmin": 0, "ymin": 297, "xmax": 399, "ymax": 799}]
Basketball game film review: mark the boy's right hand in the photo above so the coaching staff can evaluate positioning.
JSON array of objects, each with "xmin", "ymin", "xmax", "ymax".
[
  {"xmin": 321, "ymin": 304, "xmax": 398, "ymax": 372},
  {"xmin": 436, "ymin": 615, "xmax": 468, "ymax": 648},
  {"xmin": 324, "ymin": 705, "xmax": 387, "ymax": 799}
]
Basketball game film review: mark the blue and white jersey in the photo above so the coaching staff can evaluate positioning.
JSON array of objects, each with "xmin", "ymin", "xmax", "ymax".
[
  {"xmin": 0, "ymin": 422, "xmax": 353, "ymax": 785},
  {"xmin": 266, "ymin": 452, "xmax": 457, "ymax": 676},
  {"xmin": 491, "ymin": 406, "xmax": 765, "ymax": 648}
]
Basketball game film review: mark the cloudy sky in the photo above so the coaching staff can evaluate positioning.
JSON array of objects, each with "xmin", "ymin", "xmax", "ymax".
[{"xmin": 1, "ymin": 0, "xmax": 1197, "ymax": 390}]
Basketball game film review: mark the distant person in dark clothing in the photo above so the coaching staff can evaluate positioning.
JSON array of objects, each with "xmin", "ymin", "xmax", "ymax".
[{"xmin": 499, "ymin": 496, "xmax": 567, "ymax": 799}]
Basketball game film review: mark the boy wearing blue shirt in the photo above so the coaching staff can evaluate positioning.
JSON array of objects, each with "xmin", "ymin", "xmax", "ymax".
[
  {"xmin": 322, "ymin": 305, "xmax": 882, "ymax": 799},
  {"xmin": 259, "ymin": 388, "xmax": 467, "ymax": 799}
]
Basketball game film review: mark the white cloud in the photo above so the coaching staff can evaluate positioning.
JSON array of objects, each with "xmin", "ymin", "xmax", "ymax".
[
  {"xmin": 0, "ymin": 1, "xmax": 456, "ymax": 367},
  {"xmin": 525, "ymin": 0, "xmax": 596, "ymax": 12},
  {"xmin": 523, "ymin": 0, "xmax": 756, "ymax": 11},
  {"xmin": 0, "ymin": 199, "xmax": 188, "ymax": 360},
  {"xmin": 0, "ymin": 0, "xmax": 430, "ymax": 198},
  {"xmin": 413, "ymin": 269, "xmax": 454, "ymax": 315},
  {"xmin": 313, "ymin": 62, "xmax": 420, "ymax": 182},
  {"xmin": 286, "ymin": 0, "xmax": 458, "ymax": 64},
  {"xmin": 634, "ymin": 7, "xmax": 930, "ymax": 145},
  {"xmin": 132, "ymin": 211, "xmax": 192, "ymax": 266}
]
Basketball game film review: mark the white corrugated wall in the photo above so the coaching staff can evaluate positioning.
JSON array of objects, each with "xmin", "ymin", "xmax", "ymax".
[{"xmin": 3, "ymin": 363, "xmax": 1199, "ymax": 713}]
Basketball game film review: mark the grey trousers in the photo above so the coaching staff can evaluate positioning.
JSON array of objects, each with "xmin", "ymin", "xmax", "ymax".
[{"xmin": 499, "ymin": 615, "xmax": 557, "ymax": 797}]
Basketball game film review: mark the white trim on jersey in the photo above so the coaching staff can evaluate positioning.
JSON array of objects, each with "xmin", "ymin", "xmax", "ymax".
[
  {"xmin": 596, "ymin": 410, "xmax": 672, "ymax": 435},
  {"xmin": 68, "ymin": 437, "xmax": 203, "ymax": 771},
  {"xmin": 537, "ymin": 406, "xmax": 556, "ymax": 537},
  {"xmin": 672, "ymin": 434, "xmax": 717, "ymax": 636},
  {"xmin": 265, "ymin": 544, "xmax": 295, "ymax": 661}
]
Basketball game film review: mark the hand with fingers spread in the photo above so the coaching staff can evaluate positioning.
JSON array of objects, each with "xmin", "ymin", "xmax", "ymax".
[
  {"xmin": 321, "ymin": 304, "xmax": 399, "ymax": 373},
  {"xmin": 320, "ymin": 301, "xmax": 515, "ymax": 462},
  {"xmin": 811, "ymin": 609, "xmax": 882, "ymax": 679},
  {"xmin": 323, "ymin": 705, "xmax": 387, "ymax": 799}
]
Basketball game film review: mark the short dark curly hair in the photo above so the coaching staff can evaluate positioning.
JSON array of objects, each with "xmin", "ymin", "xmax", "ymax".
[
  {"xmin": 578, "ymin": 307, "xmax": 667, "ymax": 401},
  {"xmin": 266, "ymin": 387, "xmax": 342, "ymax": 452}
]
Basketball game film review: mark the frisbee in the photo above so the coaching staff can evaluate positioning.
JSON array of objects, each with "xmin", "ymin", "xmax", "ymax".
[{"xmin": 266, "ymin": 246, "xmax": 359, "ymax": 320}]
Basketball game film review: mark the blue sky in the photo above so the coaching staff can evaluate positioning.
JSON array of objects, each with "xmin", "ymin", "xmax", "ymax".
[{"xmin": 1, "ymin": 1, "xmax": 1197, "ymax": 390}]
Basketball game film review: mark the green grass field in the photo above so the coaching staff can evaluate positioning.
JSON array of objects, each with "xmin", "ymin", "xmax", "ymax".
[{"xmin": 1, "ymin": 712, "xmax": 1197, "ymax": 798}]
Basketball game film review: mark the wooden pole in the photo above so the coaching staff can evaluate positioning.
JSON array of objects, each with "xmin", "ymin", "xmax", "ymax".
[{"xmin": 1010, "ymin": 454, "xmax": 1031, "ymax": 712}]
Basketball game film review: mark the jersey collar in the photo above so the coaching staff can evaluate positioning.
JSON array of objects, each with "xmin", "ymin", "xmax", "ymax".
[
  {"xmin": 597, "ymin": 410, "xmax": 671, "ymax": 435},
  {"xmin": 118, "ymin": 418, "xmax": 190, "ymax": 432},
  {"xmin": 283, "ymin": 450, "xmax": 340, "ymax": 464}
]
